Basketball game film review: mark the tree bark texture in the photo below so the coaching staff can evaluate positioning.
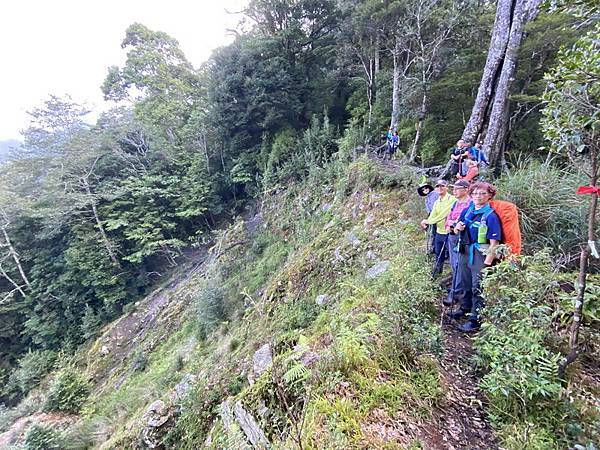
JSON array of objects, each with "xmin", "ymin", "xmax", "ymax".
[
  {"xmin": 483, "ymin": 0, "xmax": 542, "ymax": 172},
  {"xmin": 391, "ymin": 37, "xmax": 402, "ymax": 129},
  {"xmin": 1, "ymin": 227, "xmax": 31, "ymax": 288},
  {"xmin": 461, "ymin": 0, "xmax": 514, "ymax": 145}
]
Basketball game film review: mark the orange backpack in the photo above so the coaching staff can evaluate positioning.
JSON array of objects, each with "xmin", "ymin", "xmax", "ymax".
[{"xmin": 489, "ymin": 200, "xmax": 522, "ymax": 256}]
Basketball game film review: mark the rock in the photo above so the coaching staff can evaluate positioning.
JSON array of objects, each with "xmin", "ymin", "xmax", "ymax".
[
  {"xmin": 346, "ymin": 232, "xmax": 361, "ymax": 247},
  {"xmin": 141, "ymin": 400, "xmax": 173, "ymax": 449},
  {"xmin": 220, "ymin": 400, "xmax": 236, "ymax": 430},
  {"xmin": 364, "ymin": 213, "xmax": 375, "ymax": 227},
  {"xmin": 145, "ymin": 400, "xmax": 169, "ymax": 428},
  {"xmin": 219, "ymin": 399, "xmax": 252, "ymax": 449},
  {"xmin": 321, "ymin": 202, "xmax": 333, "ymax": 212},
  {"xmin": 315, "ymin": 294, "xmax": 331, "ymax": 306},
  {"xmin": 170, "ymin": 373, "xmax": 197, "ymax": 404},
  {"xmin": 233, "ymin": 401, "xmax": 270, "ymax": 448},
  {"xmin": 249, "ymin": 343, "xmax": 272, "ymax": 384},
  {"xmin": 324, "ymin": 219, "xmax": 336, "ymax": 230},
  {"xmin": 365, "ymin": 250, "xmax": 378, "ymax": 260},
  {"xmin": 367, "ymin": 260, "xmax": 390, "ymax": 279},
  {"xmin": 100, "ymin": 345, "xmax": 110, "ymax": 355}
]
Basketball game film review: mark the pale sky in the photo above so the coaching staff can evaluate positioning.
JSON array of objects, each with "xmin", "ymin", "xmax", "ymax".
[{"xmin": 0, "ymin": 0, "xmax": 247, "ymax": 141}]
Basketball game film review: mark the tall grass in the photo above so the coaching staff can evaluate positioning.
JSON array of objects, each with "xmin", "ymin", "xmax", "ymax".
[{"xmin": 495, "ymin": 161, "xmax": 587, "ymax": 264}]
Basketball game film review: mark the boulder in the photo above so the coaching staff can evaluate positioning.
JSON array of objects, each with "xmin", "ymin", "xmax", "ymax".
[
  {"xmin": 346, "ymin": 231, "xmax": 361, "ymax": 247},
  {"xmin": 315, "ymin": 294, "xmax": 331, "ymax": 306},
  {"xmin": 249, "ymin": 343, "xmax": 272, "ymax": 384},
  {"xmin": 170, "ymin": 373, "xmax": 197, "ymax": 404},
  {"xmin": 141, "ymin": 400, "xmax": 172, "ymax": 449}
]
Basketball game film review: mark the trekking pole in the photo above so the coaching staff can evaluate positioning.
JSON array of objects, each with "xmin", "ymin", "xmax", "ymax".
[
  {"xmin": 447, "ymin": 233, "xmax": 461, "ymax": 325},
  {"xmin": 431, "ymin": 236, "xmax": 447, "ymax": 279}
]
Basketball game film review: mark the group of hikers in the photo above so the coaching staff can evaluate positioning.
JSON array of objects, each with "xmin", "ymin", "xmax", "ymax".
[{"xmin": 416, "ymin": 139, "xmax": 520, "ymax": 333}]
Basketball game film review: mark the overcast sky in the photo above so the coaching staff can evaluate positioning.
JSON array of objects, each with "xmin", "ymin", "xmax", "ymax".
[{"xmin": 0, "ymin": 0, "xmax": 247, "ymax": 141}]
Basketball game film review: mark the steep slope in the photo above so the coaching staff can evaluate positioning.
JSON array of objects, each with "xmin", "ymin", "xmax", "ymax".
[{"xmin": 1, "ymin": 156, "xmax": 597, "ymax": 449}]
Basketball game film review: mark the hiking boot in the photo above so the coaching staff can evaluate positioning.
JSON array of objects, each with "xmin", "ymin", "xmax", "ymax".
[
  {"xmin": 449, "ymin": 309, "xmax": 469, "ymax": 320},
  {"xmin": 458, "ymin": 320, "xmax": 480, "ymax": 333},
  {"xmin": 442, "ymin": 295, "xmax": 454, "ymax": 307}
]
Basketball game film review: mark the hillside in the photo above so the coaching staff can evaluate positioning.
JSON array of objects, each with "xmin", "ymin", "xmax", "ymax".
[{"xmin": 1, "ymin": 156, "xmax": 597, "ymax": 449}]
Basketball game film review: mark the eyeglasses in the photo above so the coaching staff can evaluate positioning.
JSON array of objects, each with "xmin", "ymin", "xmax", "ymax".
[
  {"xmin": 435, "ymin": 185, "xmax": 447, "ymax": 188},
  {"xmin": 472, "ymin": 191, "xmax": 489, "ymax": 196}
]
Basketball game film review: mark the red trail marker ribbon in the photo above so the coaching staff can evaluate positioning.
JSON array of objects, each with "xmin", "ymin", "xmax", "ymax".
[{"xmin": 576, "ymin": 185, "xmax": 600, "ymax": 195}]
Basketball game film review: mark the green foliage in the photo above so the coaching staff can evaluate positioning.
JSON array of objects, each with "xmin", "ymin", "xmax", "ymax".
[
  {"xmin": 474, "ymin": 253, "xmax": 575, "ymax": 445},
  {"xmin": 24, "ymin": 424, "xmax": 63, "ymax": 450},
  {"xmin": 541, "ymin": 23, "xmax": 599, "ymax": 156},
  {"xmin": 3, "ymin": 350, "xmax": 57, "ymax": 402},
  {"xmin": 194, "ymin": 276, "xmax": 227, "ymax": 340},
  {"xmin": 44, "ymin": 367, "xmax": 90, "ymax": 413}
]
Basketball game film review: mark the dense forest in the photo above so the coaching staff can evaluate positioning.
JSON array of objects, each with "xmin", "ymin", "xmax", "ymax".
[{"xmin": 0, "ymin": 0, "xmax": 598, "ymax": 445}]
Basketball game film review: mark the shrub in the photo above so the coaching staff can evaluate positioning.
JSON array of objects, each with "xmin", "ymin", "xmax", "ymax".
[
  {"xmin": 44, "ymin": 367, "xmax": 90, "ymax": 413},
  {"xmin": 24, "ymin": 424, "xmax": 62, "ymax": 450},
  {"xmin": 3, "ymin": 350, "xmax": 57, "ymax": 402},
  {"xmin": 194, "ymin": 276, "xmax": 227, "ymax": 339},
  {"xmin": 475, "ymin": 253, "xmax": 575, "ymax": 444}
]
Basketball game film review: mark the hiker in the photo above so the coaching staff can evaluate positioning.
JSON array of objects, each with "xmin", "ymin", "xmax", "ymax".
[
  {"xmin": 417, "ymin": 180, "xmax": 440, "ymax": 254},
  {"xmin": 457, "ymin": 153, "xmax": 480, "ymax": 182},
  {"xmin": 468, "ymin": 141, "xmax": 488, "ymax": 166},
  {"xmin": 449, "ymin": 139, "xmax": 467, "ymax": 178},
  {"xmin": 420, "ymin": 180, "xmax": 456, "ymax": 277},
  {"xmin": 452, "ymin": 182, "xmax": 501, "ymax": 332},
  {"xmin": 417, "ymin": 180, "xmax": 439, "ymax": 214},
  {"xmin": 444, "ymin": 179, "xmax": 472, "ymax": 307},
  {"xmin": 385, "ymin": 130, "xmax": 399, "ymax": 159}
]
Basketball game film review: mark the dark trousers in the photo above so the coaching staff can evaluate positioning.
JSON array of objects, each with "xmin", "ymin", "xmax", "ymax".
[
  {"xmin": 432, "ymin": 232, "xmax": 448, "ymax": 276},
  {"xmin": 457, "ymin": 246, "xmax": 486, "ymax": 322},
  {"xmin": 447, "ymin": 233, "xmax": 466, "ymax": 302}
]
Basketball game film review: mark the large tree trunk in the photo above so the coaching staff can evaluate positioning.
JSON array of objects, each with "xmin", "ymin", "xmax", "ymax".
[
  {"xmin": 390, "ymin": 37, "xmax": 402, "ymax": 129},
  {"xmin": 409, "ymin": 90, "xmax": 428, "ymax": 162},
  {"xmin": 462, "ymin": 0, "xmax": 514, "ymax": 144},
  {"xmin": 483, "ymin": 0, "xmax": 541, "ymax": 173}
]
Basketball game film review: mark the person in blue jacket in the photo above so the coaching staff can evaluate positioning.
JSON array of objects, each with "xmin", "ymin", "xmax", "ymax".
[{"xmin": 452, "ymin": 181, "xmax": 501, "ymax": 332}]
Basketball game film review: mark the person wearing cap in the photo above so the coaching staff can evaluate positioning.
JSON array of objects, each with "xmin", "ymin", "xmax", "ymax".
[
  {"xmin": 420, "ymin": 179, "xmax": 456, "ymax": 277},
  {"xmin": 444, "ymin": 180, "xmax": 472, "ymax": 306}
]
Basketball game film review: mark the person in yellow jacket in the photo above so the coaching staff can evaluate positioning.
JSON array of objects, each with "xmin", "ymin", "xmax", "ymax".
[{"xmin": 420, "ymin": 179, "xmax": 456, "ymax": 277}]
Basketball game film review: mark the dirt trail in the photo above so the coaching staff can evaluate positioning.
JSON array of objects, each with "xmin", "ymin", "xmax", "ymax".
[
  {"xmin": 369, "ymin": 154, "xmax": 498, "ymax": 448},
  {"xmin": 416, "ymin": 317, "xmax": 498, "ymax": 450}
]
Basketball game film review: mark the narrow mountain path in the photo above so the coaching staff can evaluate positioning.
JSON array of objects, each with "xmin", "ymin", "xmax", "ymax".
[
  {"xmin": 369, "ymin": 152, "xmax": 499, "ymax": 448},
  {"xmin": 416, "ymin": 316, "xmax": 499, "ymax": 449}
]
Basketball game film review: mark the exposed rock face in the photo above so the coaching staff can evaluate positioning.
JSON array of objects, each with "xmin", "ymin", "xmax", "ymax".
[
  {"xmin": 367, "ymin": 260, "xmax": 390, "ymax": 279},
  {"xmin": 233, "ymin": 401, "xmax": 270, "ymax": 448},
  {"xmin": 141, "ymin": 400, "xmax": 172, "ymax": 449},
  {"xmin": 249, "ymin": 343, "xmax": 272, "ymax": 384}
]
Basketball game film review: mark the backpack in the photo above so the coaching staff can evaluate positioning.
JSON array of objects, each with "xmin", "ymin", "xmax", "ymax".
[
  {"xmin": 489, "ymin": 200, "xmax": 522, "ymax": 256},
  {"xmin": 462, "ymin": 200, "xmax": 522, "ymax": 256}
]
